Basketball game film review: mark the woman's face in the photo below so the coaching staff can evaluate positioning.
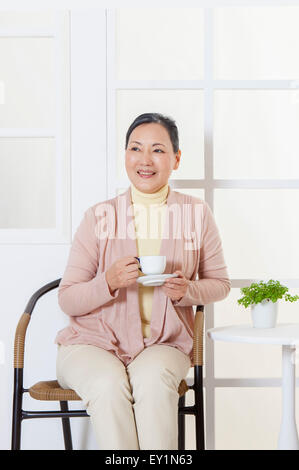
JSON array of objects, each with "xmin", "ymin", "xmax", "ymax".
[{"xmin": 125, "ymin": 122, "xmax": 181, "ymax": 194}]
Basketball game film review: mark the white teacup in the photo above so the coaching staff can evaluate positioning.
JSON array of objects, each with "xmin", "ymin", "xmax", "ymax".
[{"xmin": 135, "ymin": 256, "xmax": 166, "ymax": 275}]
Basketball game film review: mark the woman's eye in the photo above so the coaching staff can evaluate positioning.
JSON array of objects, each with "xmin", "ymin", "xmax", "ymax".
[{"xmin": 130, "ymin": 147, "xmax": 163, "ymax": 153}]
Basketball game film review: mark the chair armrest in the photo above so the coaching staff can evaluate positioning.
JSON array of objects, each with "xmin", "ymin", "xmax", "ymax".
[
  {"xmin": 13, "ymin": 278, "xmax": 61, "ymax": 369},
  {"xmin": 193, "ymin": 305, "xmax": 204, "ymax": 366}
]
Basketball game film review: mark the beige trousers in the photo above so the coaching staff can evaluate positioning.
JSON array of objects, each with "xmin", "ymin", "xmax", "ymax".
[{"xmin": 56, "ymin": 343, "xmax": 191, "ymax": 450}]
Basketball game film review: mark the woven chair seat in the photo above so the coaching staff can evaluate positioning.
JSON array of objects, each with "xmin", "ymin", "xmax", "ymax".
[
  {"xmin": 29, "ymin": 378, "xmax": 189, "ymax": 401},
  {"xmin": 178, "ymin": 379, "xmax": 189, "ymax": 397},
  {"xmin": 29, "ymin": 380, "xmax": 81, "ymax": 401}
]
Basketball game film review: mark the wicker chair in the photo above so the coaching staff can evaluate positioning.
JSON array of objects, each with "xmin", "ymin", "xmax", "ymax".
[{"xmin": 11, "ymin": 279, "xmax": 205, "ymax": 450}]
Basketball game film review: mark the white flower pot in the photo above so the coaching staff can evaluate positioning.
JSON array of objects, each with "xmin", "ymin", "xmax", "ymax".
[{"xmin": 251, "ymin": 299, "xmax": 278, "ymax": 328}]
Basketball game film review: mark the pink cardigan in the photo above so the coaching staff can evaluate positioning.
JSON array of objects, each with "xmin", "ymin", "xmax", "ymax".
[{"xmin": 55, "ymin": 187, "xmax": 231, "ymax": 367}]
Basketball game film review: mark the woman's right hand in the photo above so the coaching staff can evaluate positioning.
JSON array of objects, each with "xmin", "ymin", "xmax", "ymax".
[{"xmin": 105, "ymin": 256, "xmax": 140, "ymax": 294}]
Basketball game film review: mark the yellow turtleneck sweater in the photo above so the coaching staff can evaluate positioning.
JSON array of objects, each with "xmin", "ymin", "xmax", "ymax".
[{"xmin": 131, "ymin": 182, "xmax": 169, "ymax": 338}]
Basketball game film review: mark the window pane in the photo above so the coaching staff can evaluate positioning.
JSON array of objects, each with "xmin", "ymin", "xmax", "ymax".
[
  {"xmin": 214, "ymin": 6, "xmax": 299, "ymax": 79},
  {"xmin": 213, "ymin": 288, "xmax": 299, "ymax": 378},
  {"xmin": 0, "ymin": 138, "xmax": 56, "ymax": 228},
  {"xmin": 0, "ymin": 38, "xmax": 55, "ymax": 127},
  {"xmin": 116, "ymin": 8, "xmax": 204, "ymax": 80},
  {"xmin": 214, "ymin": 189, "xmax": 299, "ymax": 278},
  {"xmin": 116, "ymin": 90, "xmax": 204, "ymax": 180},
  {"xmin": 214, "ymin": 90, "xmax": 299, "ymax": 179},
  {"xmin": 215, "ymin": 388, "xmax": 281, "ymax": 449}
]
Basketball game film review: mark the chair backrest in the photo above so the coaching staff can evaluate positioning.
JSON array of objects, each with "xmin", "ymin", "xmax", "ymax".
[
  {"xmin": 193, "ymin": 305, "xmax": 204, "ymax": 367},
  {"xmin": 14, "ymin": 279, "xmax": 61, "ymax": 370},
  {"xmin": 24, "ymin": 279, "xmax": 61, "ymax": 315},
  {"xmin": 14, "ymin": 279, "xmax": 204, "ymax": 369}
]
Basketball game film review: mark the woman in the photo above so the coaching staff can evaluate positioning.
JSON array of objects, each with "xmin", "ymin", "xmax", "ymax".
[{"xmin": 55, "ymin": 112, "xmax": 231, "ymax": 450}]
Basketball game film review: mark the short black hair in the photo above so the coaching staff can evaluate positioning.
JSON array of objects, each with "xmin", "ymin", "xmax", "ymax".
[{"xmin": 125, "ymin": 112, "xmax": 179, "ymax": 154}]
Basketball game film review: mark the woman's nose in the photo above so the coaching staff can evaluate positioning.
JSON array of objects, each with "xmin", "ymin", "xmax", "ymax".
[
  {"xmin": 139, "ymin": 150, "xmax": 153, "ymax": 163},
  {"xmin": 139, "ymin": 155, "xmax": 152, "ymax": 165}
]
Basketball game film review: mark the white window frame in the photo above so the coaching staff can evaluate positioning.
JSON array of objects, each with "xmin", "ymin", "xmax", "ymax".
[
  {"xmin": 0, "ymin": 10, "xmax": 71, "ymax": 244},
  {"xmin": 106, "ymin": 4, "xmax": 299, "ymax": 450}
]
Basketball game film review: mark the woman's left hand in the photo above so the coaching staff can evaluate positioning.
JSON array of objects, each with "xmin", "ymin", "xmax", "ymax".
[{"xmin": 162, "ymin": 270, "xmax": 189, "ymax": 302}]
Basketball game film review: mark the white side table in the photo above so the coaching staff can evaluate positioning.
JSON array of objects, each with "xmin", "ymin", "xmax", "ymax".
[{"xmin": 207, "ymin": 323, "xmax": 299, "ymax": 450}]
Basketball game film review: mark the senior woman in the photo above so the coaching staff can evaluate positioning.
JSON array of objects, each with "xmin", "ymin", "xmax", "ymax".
[{"xmin": 55, "ymin": 112, "xmax": 231, "ymax": 450}]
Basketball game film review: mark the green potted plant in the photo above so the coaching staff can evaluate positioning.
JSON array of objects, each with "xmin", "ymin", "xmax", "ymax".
[{"xmin": 237, "ymin": 279, "xmax": 299, "ymax": 328}]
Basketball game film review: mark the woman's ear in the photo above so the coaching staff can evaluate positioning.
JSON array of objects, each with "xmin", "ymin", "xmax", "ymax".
[{"xmin": 173, "ymin": 149, "xmax": 181, "ymax": 170}]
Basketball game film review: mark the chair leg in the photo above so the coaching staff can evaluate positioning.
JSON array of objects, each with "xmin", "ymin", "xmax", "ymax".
[
  {"xmin": 194, "ymin": 365, "xmax": 205, "ymax": 450},
  {"xmin": 60, "ymin": 401, "xmax": 73, "ymax": 450},
  {"xmin": 11, "ymin": 369, "xmax": 23, "ymax": 450},
  {"xmin": 178, "ymin": 394, "xmax": 186, "ymax": 450}
]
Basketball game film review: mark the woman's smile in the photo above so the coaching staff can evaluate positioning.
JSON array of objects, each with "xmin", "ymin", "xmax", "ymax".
[{"xmin": 137, "ymin": 169, "xmax": 157, "ymax": 178}]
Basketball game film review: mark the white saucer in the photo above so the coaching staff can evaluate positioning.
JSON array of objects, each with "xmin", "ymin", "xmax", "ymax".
[{"xmin": 137, "ymin": 273, "xmax": 178, "ymax": 287}]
